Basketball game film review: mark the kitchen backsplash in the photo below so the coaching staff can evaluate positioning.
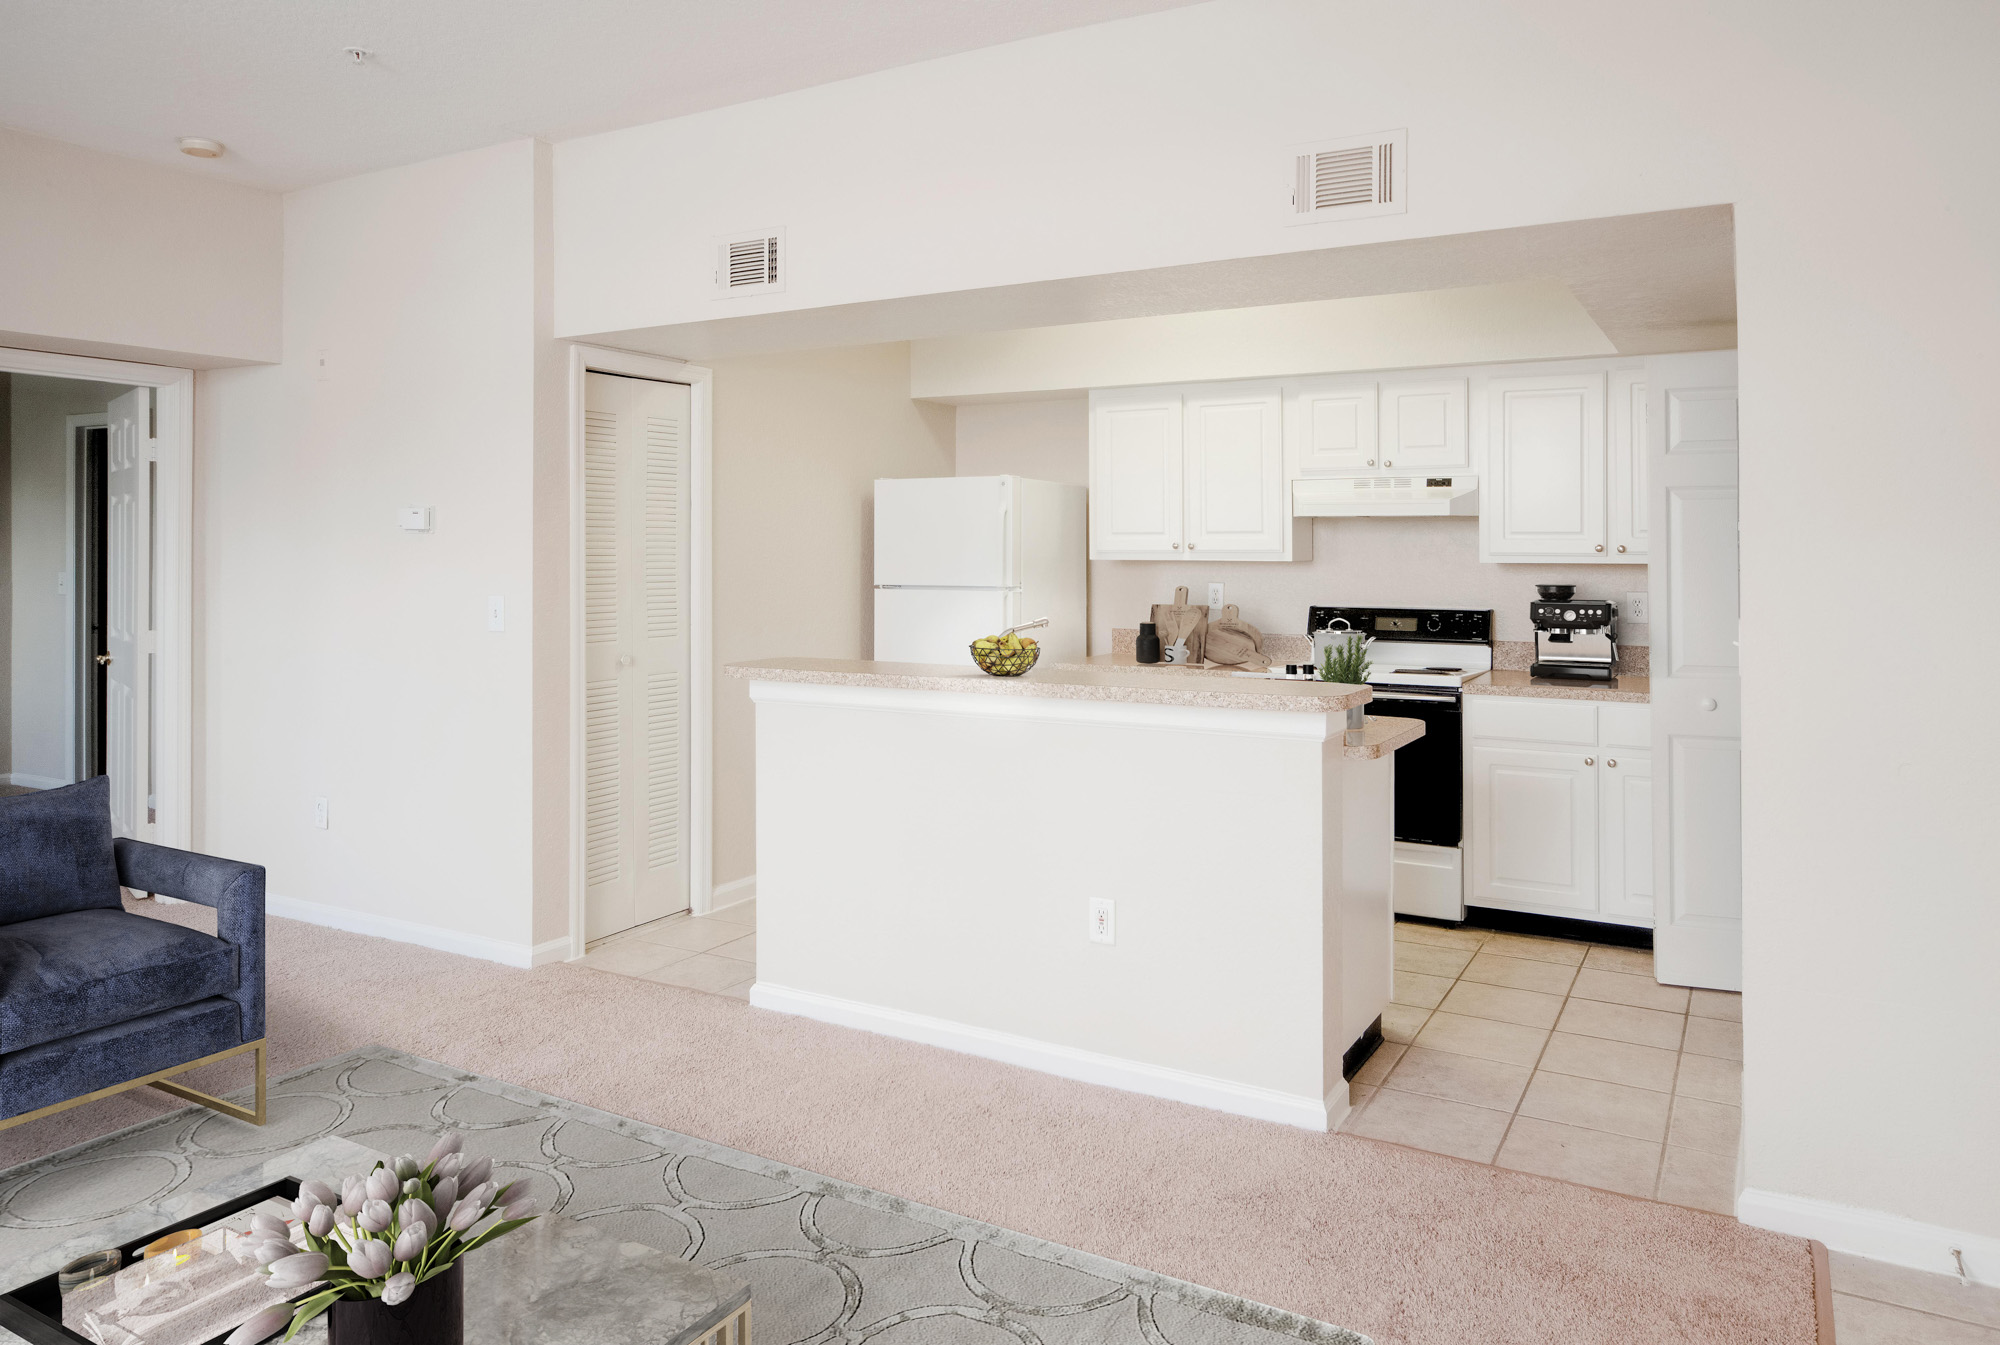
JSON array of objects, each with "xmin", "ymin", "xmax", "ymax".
[{"xmin": 1111, "ymin": 630, "xmax": 1648, "ymax": 677}]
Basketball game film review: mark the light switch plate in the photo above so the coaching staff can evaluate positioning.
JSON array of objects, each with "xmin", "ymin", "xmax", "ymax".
[
  {"xmin": 398, "ymin": 507, "xmax": 432, "ymax": 532},
  {"xmin": 487, "ymin": 596, "xmax": 506, "ymax": 632},
  {"xmin": 1624, "ymin": 591, "xmax": 1650, "ymax": 624},
  {"xmin": 313, "ymin": 797, "xmax": 329, "ymax": 830}
]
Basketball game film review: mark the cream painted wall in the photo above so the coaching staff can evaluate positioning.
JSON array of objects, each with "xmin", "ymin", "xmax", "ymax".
[
  {"xmin": 910, "ymin": 283, "xmax": 1616, "ymax": 401},
  {"xmin": 709, "ymin": 342, "xmax": 954, "ymax": 888},
  {"xmin": 196, "ymin": 140, "xmax": 555, "ymax": 961},
  {"xmin": 0, "ymin": 376, "xmax": 11, "ymax": 775},
  {"xmin": 7, "ymin": 376, "xmax": 131, "ymax": 786},
  {"xmin": 956, "ymin": 397, "xmax": 1647, "ymax": 651},
  {"xmin": 552, "ymin": 1, "xmax": 2000, "ymax": 1247},
  {"xmin": 0, "ymin": 126, "xmax": 280, "ymax": 367}
]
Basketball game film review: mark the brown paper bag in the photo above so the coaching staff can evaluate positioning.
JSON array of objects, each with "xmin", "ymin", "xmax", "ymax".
[
  {"xmin": 1205, "ymin": 604, "xmax": 1270, "ymax": 668},
  {"xmin": 1150, "ymin": 585, "xmax": 1207, "ymax": 664}
]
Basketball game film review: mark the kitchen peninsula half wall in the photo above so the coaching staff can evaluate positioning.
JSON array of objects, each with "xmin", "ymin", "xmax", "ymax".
[{"xmin": 727, "ymin": 658, "xmax": 1424, "ymax": 1130}]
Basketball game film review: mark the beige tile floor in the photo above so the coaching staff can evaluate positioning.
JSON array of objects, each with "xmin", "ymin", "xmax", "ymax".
[
  {"xmin": 576, "ymin": 899, "xmax": 757, "ymax": 998},
  {"xmin": 1830, "ymin": 1251, "xmax": 2000, "ymax": 1343},
  {"xmin": 1342, "ymin": 919, "xmax": 1742, "ymax": 1213}
]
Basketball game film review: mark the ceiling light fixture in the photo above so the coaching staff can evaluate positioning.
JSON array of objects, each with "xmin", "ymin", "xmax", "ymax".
[
  {"xmin": 178, "ymin": 138, "xmax": 224, "ymax": 159},
  {"xmin": 343, "ymin": 47, "xmax": 372, "ymax": 64}
]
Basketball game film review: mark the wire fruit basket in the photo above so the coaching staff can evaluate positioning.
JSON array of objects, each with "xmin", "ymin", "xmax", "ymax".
[{"xmin": 970, "ymin": 618, "xmax": 1048, "ymax": 676}]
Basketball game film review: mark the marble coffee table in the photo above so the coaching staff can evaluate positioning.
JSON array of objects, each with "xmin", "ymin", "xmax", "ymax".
[{"xmin": 0, "ymin": 1136, "xmax": 751, "ymax": 1345}]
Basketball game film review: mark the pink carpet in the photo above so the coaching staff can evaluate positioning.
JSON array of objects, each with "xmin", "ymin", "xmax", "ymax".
[{"xmin": 1, "ymin": 900, "xmax": 1819, "ymax": 1345}]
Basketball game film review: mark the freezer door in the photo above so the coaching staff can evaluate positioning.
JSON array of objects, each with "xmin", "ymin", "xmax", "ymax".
[
  {"xmin": 875, "ymin": 476, "xmax": 1017, "ymax": 588},
  {"xmin": 874, "ymin": 587, "xmax": 1017, "ymax": 665}
]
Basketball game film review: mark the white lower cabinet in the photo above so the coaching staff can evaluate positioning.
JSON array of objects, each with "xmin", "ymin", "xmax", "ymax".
[
  {"xmin": 1470, "ymin": 743, "xmax": 1599, "ymax": 914},
  {"xmin": 1465, "ymin": 697, "xmax": 1653, "ymax": 927}
]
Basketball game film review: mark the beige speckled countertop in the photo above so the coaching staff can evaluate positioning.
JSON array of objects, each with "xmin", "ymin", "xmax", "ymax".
[
  {"xmin": 726, "ymin": 657, "xmax": 1373, "ymax": 713},
  {"xmin": 729, "ymin": 658, "xmax": 1426, "ymax": 757},
  {"xmin": 1465, "ymin": 669, "xmax": 1651, "ymax": 703}
]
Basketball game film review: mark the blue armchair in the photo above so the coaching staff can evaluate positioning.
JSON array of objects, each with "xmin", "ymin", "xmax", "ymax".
[{"xmin": 0, "ymin": 777, "xmax": 266, "ymax": 1130}]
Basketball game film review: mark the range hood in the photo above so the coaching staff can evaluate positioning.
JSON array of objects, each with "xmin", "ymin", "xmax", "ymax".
[{"xmin": 1292, "ymin": 474, "xmax": 1480, "ymax": 518}]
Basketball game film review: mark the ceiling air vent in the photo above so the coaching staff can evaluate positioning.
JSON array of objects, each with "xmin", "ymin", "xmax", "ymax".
[
  {"xmin": 1287, "ymin": 130, "xmax": 1407, "ymax": 225},
  {"xmin": 715, "ymin": 228, "xmax": 785, "ymax": 296}
]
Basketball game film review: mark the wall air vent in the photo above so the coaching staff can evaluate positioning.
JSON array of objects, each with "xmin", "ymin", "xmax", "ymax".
[
  {"xmin": 1288, "ymin": 130, "xmax": 1407, "ymax": 225},
  {"xmin": 714, "ymin": 228, "xmax": 784, "ymax": 296}
]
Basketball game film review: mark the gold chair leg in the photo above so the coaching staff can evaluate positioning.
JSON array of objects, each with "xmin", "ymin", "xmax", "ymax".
[{"xmin": 151, "ymin": 1039, "xmax": 266, "ymax": 1124}]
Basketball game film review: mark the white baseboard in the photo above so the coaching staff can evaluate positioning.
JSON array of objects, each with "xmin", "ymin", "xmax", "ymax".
[
  {"xmin": 6, "ymin": 772, "xmax": 69, "ymax": 790},
  {"xmin": 266, "ymin": 894, "xmax": 547, "ymax": 970},
  {"xmin": 699, "ymin": 874, "xmax": 756, "ymax": 917},
  {"xmin": 1738, "ymin": 1187, "xmax": 2000, "ymax": 1286},
  {"xmin": 749, "ymin": 981, "xmax": 1336, "ymax": 1131}
]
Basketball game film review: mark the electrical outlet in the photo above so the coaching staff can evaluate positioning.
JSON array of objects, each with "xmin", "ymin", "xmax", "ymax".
[
  {"xmin": 313, "ymin": 797, "xmax": 329, "ymax": 830},
  {"xmin": 1207, "ymin": 582, "xmax": 1224, "ymax": 610},
  {"xmin": 1088, "ymin": 897, "xmax": 1116, "ymax": 945},
  {"xmin": 1624, "ymin": 591, "xmax": 1650, "ymax": 624},
  {"xmin": 487, "ymin": 595, "xmax": 506, "ymax": 631}
]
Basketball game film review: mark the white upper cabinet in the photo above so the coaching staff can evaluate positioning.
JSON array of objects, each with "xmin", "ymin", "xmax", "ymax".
[
  {"xmin": 1287, "ymin": 377, "xmax": 1378, "ymax": 475},
  {"xmin": 1380, "ymin": 377, "xmax": 1468, "ymax": 470},
  {"xmin": 1481, "ymin": 370, "xmax": 1608, "ymax": 560},
  {"xmin": 1089, "ymin": 384, "xmax": 1303, "ymax": 561},
  {"xmin": 1089, "ymin": 388, "xmax": 1184, "ymax": 558},
  {"xmin": 1183, "ymin": 382, "xmax": 1287, "ymax": 557},
  {"xmin": 1607, "ymin": 367, "xmax": 1649, "ymax": 560}
]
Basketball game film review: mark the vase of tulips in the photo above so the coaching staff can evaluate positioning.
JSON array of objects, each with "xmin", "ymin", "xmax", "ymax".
[{"xmin": 225, "ymin": 1132, "xmax": 537, "ymax": 1345}]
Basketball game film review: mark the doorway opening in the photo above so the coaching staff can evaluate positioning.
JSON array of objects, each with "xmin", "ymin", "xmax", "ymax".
[{"xmin": 0, "ymin": 350, "xmax": 192, "ymax": 845}]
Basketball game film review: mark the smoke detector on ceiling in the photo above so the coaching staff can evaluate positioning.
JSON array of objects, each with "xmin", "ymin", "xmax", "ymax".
[
  {"xmin": 1286, "ymin": 129, "xmax": 1407, "ymax": 225},
  {"xmin": 714, "ymin": 229, "xmax": 785, "ymax": 297},
  {"xmin": 178, "ymin": 138, "xmax": 224, "ymax": 159}
]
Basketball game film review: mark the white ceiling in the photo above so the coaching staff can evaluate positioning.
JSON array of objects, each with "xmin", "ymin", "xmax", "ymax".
[{"xmin": 0, "ymin": 0, "xmax": 1202, "ymax": 191}]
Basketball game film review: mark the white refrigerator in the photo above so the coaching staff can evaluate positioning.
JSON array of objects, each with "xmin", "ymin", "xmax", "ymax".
[{"xmin": 873, "ymin": 476, "xmax": 1088, "ymax": 666}]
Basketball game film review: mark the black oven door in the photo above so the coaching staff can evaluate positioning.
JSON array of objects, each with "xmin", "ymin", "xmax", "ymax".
[{"xmin": 1372, "ymin": 691, "xmax": 1462, "ymax": 847}]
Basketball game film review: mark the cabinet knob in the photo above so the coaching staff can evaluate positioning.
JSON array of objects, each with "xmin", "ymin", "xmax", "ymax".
[
  {"xmin": 1172, "ymin": 542, "xmax": 1180, "ymax": 549},
  {"xmin": 1584, "ymin": 757, "xmax": 1595, "ymax": 767},
  {"xmin": 1384, "ymin": 459, "xmax": 1393, "ymax": 467},
  {"xmin": 1607, "ymin": 758, "xmax": 1618, "ymax": 768},
  {"xmin": 1616, "ymin": 544, "xmax": 1627, "ymax": 553},
  {"xmin": 1594, "ymin": 544, "xmax": 1604, "ymax": 552},
  {"xmin": 1367, "ymin": 459, "xmax": 1376, "ymax": 466},
  {"xmin": 1699, "ymin": 697, "xmax": 1718, "ymax": 711},
  {"xmin": 1187, "ymin": 543, "xmax": 1196, "ymax": 550}
]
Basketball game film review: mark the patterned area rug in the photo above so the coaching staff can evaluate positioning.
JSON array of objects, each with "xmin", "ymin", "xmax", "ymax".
[{"xmin": 0, "ymin": 1047, "xmax": 1366, "ymax": 1345}]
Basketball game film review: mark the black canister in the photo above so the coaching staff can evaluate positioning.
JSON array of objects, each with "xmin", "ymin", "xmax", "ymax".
[{"xmin": 1135, "ymin": 622, "xmax": 1162, "ymax": 664}]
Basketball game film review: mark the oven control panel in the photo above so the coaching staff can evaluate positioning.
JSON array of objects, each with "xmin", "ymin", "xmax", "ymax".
[{"xmin": 1309, "ymin": 606, "xmax": 1492, "ymax": 643}]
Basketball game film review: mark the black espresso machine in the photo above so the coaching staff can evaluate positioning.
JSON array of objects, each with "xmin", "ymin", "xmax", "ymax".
[{"xmin": 1529, "ymin": 585, "xmax": 1617, "ymax": 682}]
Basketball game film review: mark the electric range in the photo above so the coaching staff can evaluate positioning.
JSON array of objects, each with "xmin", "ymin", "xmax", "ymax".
[{"xmin": 1308, "ymin": 606, "xmax": 1493, "ymax": 922}]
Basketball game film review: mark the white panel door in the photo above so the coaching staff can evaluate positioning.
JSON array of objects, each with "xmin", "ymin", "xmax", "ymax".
[
  {"xmin": 1484, "ymin": 372, "xmax": 1606, "ymax": 558},
  {"xmin": 1598, "ymin": 750, "xmax": 1654, "ymax": 924},
  {"xmin": 1470, "ymin": 743, "xmax": 1598, "ymax": 914},
  {"xmin": 1288, "ymin": 377, "xmax": 1378, "ymax": 475},
  {"xmin": 1183, "ymin": 382, "xmax": 1285, "ymax": 557},
  {"xmin": 104, "ymin": 388, "xmax": 150, "ymax": 838},
  {"xmin": 1380, "ymin": 377, "xmax": 1468, "ymax": 470},
  {"xmin": 1607, "ymin": 367, "xmax": 1649, "ymax": 560},
  {"xmin": 583, "ymin": 372, "xmax": 692, "ymax": 942},
  {"xmin": 1089, "ymin": 389, "xmax": 1182, "ymax": 558},
  {"xmin": 1647, "ymin": 351, "xmax": 1741, "ymax": 990},
  {"xmin": 873, "ymin": 587, "xmax": 1015, "ymax": 665},
  {"xmin": 875, "ymin": 475, "xmax": 1015, "ymax": 588}
]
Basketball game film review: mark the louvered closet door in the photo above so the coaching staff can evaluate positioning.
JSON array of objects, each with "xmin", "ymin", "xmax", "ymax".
[{"xmin": 583, "ymin": 372, "xmax": 692, "ymax": 942}]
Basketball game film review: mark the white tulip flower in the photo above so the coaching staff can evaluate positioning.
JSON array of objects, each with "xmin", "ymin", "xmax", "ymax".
[
  {"xmin": 223, "ymin": 1304, "xmax": 293, "ymax": 1345},
  {"xmin": 346, "ymin": 1239, "xmax": 392, "ymax": 1280},
  {"xmin": 264, "ymin": 1251, "xmax": 330, "ymax": 1289},
  {"xmin": 426, "ymin": 1132, "xmax": 464, "ymax": 1165},
  {"xmin": 365, "ymin": 1168, "xmax": 400, "ymax": 1203},
  {"xmin": 307, "ymin": 1204, "xmax": 335, "ymax": 1238},
  {"xmin": 392, "ymin": 1224, "xmax": 428, "ymax": 1261},
  {"xmin": 358, "ymin": 1199, "xmax": 394, "ymax": 1234},
  {"xmin": 382, "ymin": 1272, "xmax": 417, "ymax": 1306}
]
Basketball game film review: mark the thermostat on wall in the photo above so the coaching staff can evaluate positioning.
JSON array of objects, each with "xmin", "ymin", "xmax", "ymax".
[{"xmin": 398, "ymin": 507, "xmax": 433, "ymax": 532}]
